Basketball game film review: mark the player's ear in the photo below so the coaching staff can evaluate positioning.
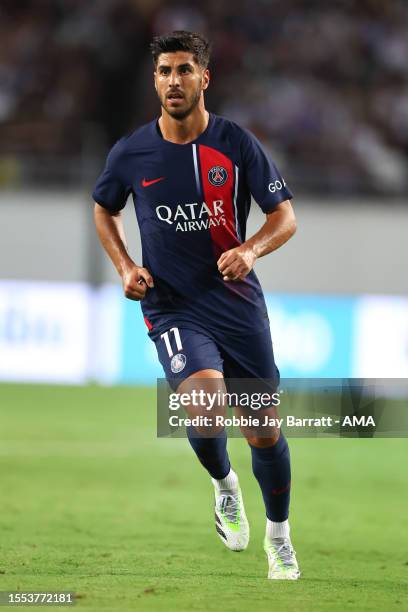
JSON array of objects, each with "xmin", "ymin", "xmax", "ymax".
[{"xmin": 202, "ymin": 68, "xmax": 210, "ymax": 91}]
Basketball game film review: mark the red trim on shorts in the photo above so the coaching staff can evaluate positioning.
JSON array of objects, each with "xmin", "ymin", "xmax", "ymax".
[{"xmin": 144, "ymin": 316, "xmax": 153, "ymax": 331}]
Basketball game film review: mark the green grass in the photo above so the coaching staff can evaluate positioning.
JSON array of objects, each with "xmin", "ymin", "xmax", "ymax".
[{"xmin": 0, "ymin": 384, "xmax": 407, "ymax": 611}]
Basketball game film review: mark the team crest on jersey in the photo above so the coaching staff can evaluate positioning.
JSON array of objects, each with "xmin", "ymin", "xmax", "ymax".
[
  {"xmin": 208, "ymin": 166, "xmax": 228, "ymax": 186},
  {"xmin": 171, "ymin": 353, "xmax": 186, "ymax": 374}
]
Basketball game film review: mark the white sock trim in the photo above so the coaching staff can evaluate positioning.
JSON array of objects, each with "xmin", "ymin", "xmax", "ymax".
[
  {"xmin": 266, "ymin": 518, "xmax": 290, "ymax": 540},
  {"xmin": 212, "ymin": 468, "xmax": 239, "ymax": 491}
]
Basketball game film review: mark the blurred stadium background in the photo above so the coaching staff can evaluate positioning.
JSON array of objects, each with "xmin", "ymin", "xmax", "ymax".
[{"xmin": 0, "ymin": 0, "xmax": 407, "ymax": 384}]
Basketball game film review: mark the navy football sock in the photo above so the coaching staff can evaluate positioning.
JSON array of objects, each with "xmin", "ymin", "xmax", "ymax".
[
  {"xmin": 249, "ymin": 434, "xmax": 291, "ymax": 522},
  {"xmin": 186, "ymin": 425, "xmax": 231, "ymax": 480}
]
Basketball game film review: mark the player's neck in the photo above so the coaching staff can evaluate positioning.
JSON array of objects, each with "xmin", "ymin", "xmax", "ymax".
[{"xmin": 159, "ymin": 105, "xmax": 209, "ymax": 145}]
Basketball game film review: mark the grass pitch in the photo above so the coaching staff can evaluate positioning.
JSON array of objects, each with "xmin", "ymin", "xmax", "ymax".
[{"xmin": 0, "ymin": 384, "xmax": 407, "ymax": 611}]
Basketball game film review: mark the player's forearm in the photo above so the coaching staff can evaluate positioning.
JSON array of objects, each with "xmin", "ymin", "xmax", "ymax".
[
  {"xmin": 93, "ymin": 203, "xmax": 135, "ymax": 277},
  {"xmin": 245, "ymin": 200, "xmax": 297, "ymax": 259}
]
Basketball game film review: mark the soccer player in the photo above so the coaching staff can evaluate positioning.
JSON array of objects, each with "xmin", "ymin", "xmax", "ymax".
[{"xmin": 93, "ymin": 31, "xmax": 299, "ymax": 580}]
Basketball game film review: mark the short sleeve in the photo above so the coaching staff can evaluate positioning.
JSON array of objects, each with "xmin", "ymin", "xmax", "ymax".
[
  {"xmin": 241, "ymin": 129, "xmax": 293, "ymax": 213},
  {"xmin": 92, "ymin": 140, "xmax": 131, "ymax": 212}
]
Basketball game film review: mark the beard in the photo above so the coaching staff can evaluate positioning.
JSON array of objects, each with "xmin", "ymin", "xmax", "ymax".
[{"xmin": 159, "ymin": 82, "xmax": 202, "ymax": 120}]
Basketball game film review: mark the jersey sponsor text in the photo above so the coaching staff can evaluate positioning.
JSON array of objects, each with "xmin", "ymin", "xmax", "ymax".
[{"xmin": 155, "ymin": 199, "xmax": 226, "ymax": 232}]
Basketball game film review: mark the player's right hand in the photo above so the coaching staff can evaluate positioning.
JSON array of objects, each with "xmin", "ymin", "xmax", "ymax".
[{"xmin": 121, "ymin": 264, "xmax": 154, "ymax": 301}]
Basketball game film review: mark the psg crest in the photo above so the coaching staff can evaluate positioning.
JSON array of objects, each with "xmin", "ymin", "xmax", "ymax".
[
  {"xmin": 208, "ymin": 165, "xmax": 228, "ymax": 186},
  {"xmin": 171, "ymin": 353, "xmax": 186, "ymax": 374}
]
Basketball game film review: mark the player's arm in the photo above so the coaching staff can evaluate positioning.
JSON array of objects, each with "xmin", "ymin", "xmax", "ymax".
[
  {"xmin": 94, "ymin": 203, "xmax": 154, "ymax": 300},
  {"xmin": 217, "ymin": 200, "xmax": 296, "ymax": 282}
]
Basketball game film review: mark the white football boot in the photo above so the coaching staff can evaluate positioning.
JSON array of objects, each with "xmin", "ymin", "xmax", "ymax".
[
  {"xmin": 211, "ymin": 470, "xmax": 250, "ymax": 551},
  {"xmin": 264, "ymin": 536, "xmax": 301, "ymax": 580}
]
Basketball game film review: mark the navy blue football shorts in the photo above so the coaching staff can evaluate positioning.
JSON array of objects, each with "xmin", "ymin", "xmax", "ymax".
[{"xmin": 149, "ymin": 324, "xmax": 280, "ymax": 394}]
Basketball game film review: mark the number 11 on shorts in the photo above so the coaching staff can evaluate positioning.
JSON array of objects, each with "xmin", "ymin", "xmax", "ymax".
[{"xmin": 160, "ymin": 327, "xmax": 182, "ymax": 357}]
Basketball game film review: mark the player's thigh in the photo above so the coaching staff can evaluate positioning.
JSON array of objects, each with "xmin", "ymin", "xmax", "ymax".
[
  {"xmin": 178, "ymin": 368, "xmax": 228, "ymax": 436},
  {"xmin": 217, "ymin": 327, "xmax": 281, "ymax": 444},
  {"xmin": 151, "ymin": 325, "xmax": 279, "ymax": 439},
  {"xmin": 151, "ymin": 328, "xmax": 227, "ymax": 434}
]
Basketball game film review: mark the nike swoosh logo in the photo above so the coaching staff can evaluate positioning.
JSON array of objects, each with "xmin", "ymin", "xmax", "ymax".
[{"xmin": 142, "ymin": 177, "xmax": 165, "ymax": 187}]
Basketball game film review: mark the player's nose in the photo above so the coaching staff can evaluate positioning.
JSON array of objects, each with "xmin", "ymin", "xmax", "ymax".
[{"xmin": 169, "ymin": 70, "xmax": 181, "ymax": 86}]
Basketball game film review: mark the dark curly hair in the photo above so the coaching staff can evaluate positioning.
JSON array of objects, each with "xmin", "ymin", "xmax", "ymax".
[{"xmin": 150, "ymin": 30, "xmax": 211, "ymax": 68}]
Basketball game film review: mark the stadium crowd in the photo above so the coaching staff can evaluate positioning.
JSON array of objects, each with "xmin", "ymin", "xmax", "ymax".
[{"xmin": 1, "ymin": 0, "xmax": 407, "ymax": 194}]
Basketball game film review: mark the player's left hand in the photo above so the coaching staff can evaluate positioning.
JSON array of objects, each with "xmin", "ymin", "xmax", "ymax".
[{"xmin": 217, "ymin": 245, "xmax": 257, "ymax": 282}]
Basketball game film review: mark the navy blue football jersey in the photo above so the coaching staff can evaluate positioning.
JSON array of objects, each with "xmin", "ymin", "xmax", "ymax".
[{"xmin": 92, "ymin": 113, "xmax": 293, "ymax": 336}]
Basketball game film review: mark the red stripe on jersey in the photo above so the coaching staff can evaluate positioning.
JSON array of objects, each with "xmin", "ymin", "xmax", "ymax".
[
  {"xmin": 198, "ymin": 145, "xmax": 240, "ymax": 258},
  {"xmin": 143, "ymin": 315, "xmax": 153, "ymax": 331}
]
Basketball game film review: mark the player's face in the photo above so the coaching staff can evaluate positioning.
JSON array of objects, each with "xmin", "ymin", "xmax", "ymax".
[{"xmin": 154, "ymin": 51, "xmax": 209, "ymax": 120}]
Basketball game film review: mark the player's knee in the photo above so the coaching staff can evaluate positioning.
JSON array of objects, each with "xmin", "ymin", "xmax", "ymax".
[{"xmin": 244, "ymin": 431, "xmax": 280, "ymax": 448}]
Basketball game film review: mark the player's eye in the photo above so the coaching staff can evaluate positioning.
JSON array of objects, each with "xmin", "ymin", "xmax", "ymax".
[
  {"xmin": 179, "ymin": 66, "xmax": 192, "ymax": 74},
  {"xmin": 159, "ymin": 67, "xmax": 170, "ymax": 75}
]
